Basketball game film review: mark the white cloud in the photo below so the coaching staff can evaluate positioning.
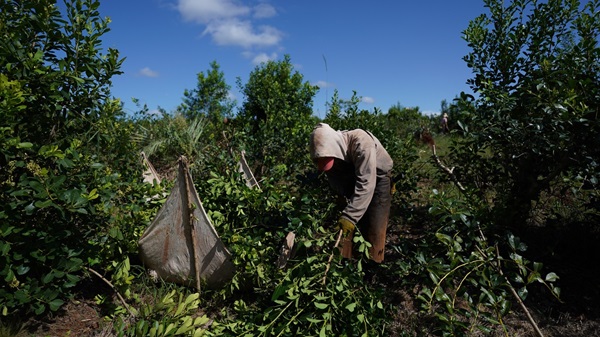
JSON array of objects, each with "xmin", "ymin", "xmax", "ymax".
[
  {"xmin": 139, "ymin": 67, "xmax": 159, "ymax": 78},
  {"xmin": 314, "ymin": 80, "xmax": 334, "ymax": 88},
  {"xmin": 227, "ymin": 91, "xmax": 237, "ymax": 101},
  {"xmin": 251, "ymin": 52, "xmax": 278, "ymax": 65},
  {"xmin": 422, "ymin": 110, "xmax": 440, "ymax": 116},
  {"xmin": 177, "ymin": 0, "xmax": 249, "ymax": 24},
  {"xmin": 177, "ymin": 0, "xmax": 282, "ymax": 50},
  {"xmin": 253, "ymin": 3, "xmax": 276, "ymax": 19},
  {"xmin": 362, "ymin": 96, "xmax": 375, "ymax": 104},
  {"xmin": 204, "ymin": 19, "xmax": 282, "ymax": 48}
]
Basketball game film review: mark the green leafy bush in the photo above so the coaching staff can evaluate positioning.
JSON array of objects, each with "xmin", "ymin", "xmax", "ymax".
[
  {"xmin": 0, "ymin": 0, "xmax": 147, "ymax": 317},
  {"xmin": 456, "ymin": 0, "xmax": 600, "ymax": 227}
]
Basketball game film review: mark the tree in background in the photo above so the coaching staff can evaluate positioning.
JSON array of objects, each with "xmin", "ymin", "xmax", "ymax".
[
  {"xmin": 456, "ymin": 0, "xmax": 600, "ymax": 227},
  {"xmin": 179, "ymin": 60, "xmax": 235, "ymax": 124},
  {"xmin": 235, "ymin": 55, "xmax": 319, "ymax": 179},
  {"xmin": 133, "ymin": 61, "xmax": 235, "ymax": 176},
  {"xmin": 387, "ymin": 101, "xmax": 426, "ymax": 134}
]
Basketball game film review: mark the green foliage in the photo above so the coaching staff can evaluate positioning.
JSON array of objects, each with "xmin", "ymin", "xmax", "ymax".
[
  {"xmin": 409, "ymin": 190, "xmax": 560, "ymax": 335},
  {"xmin": 114, "ymin": 290, "xmax": 210, "ymax": 337},
  {"xmin": 179, "ymin": 60, "xmax": 235, "ymax": 124},
  {"xmin": 386, "ymin": 101, "xmax": 428, "ymax": 134},
  {"xmin": 133, "ymin": 112, "xmax": 210, "ymax": 170},
  {"xmin": 183, "ymin": 151, "xmax": 389, "ymax": 335},
  {"xmin": 0, "ymin": 0, "xmax": 147, "ymax": 317},
  {"xmin": 198, "ymin": 167, "xmax": 331, "ymax": 291},
  {"xmin": 456, "ymin": 0, "xmax": 600, "ymax": 226},
  {"xmin": 1, "ymin": 140, "xmax": 103, "ymax": 315},
  {"xmin": 235, "ymin": 54, "xmax": 319, "ymax": 181},
  {"xmin": 201, "ymin": 174, "xmax": 387, "ymax": 335},
  {"xmin": 425, "ymin": 8, "xmax": 600, "ymax": 333},
  {"xmin": 0, "ymin": 0, "xmax": 123, "ymax": 144},
  {"xmin": 2, "ymin": 0, "xmax": 596, "ymax": 335},
  {"xmin": 209, "ymin": 239, "xmax": 387, "ymax": 336}
]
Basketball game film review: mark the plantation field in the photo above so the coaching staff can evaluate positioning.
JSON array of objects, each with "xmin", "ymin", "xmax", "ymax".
[
  {"xmin": 10, "ymin": 163, "xmax": 600, "ymax": 336},
  {"xmin": 2, "ymin": 0, "xmax": 600, "ymax": 336}
]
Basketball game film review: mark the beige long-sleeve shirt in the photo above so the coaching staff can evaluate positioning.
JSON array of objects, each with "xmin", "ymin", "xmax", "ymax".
[{"xmin": 309, "ymin": 123, "xmax": 393, "ymax": 224}]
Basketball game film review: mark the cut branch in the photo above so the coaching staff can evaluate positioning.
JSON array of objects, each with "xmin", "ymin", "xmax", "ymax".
[
  {"xmin": 494, "ymin": 246, "xmax": 545, "ymax": 337},
  {"xmin": 431, "ymin": 144, "xmax": 466, "ymax": 192},
  {"xmin": 86, "ymin": 267, "xmax": 135, "ymax": 317},
  {"xmin": 322, "ymin": 230, "xmax": 343, "ymax": 285}
]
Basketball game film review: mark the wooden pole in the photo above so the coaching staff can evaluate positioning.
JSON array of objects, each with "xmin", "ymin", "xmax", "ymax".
[{"xmin": 181, "ymin": 157, "xmax": 202, "ymax": 294}]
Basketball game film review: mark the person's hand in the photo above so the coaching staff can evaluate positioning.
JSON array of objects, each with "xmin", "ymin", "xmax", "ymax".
[{"xmin": 337, "ymin": 217, "xmax": 355, "ymax": 235}]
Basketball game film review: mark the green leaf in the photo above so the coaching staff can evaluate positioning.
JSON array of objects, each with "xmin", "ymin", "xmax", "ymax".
[
  {"xmin": 14, "ymin": 290, "xmax": 27, "ymax": 303},
  {"xmin": 48, "ymin": 299, "xmax": 64, "ymax": 311},
  {"xmin": 507, "ymin": 233, "xmax": 516, "ymax": 250},
  {"xmin": 545, "ymin": 272, "xmax": 559, "ymax": 282},
  {"xmin": 73, "ymin": 208, "xmax": 89, "ymax": 214},
  {"xmin": 34, "ymin": 304, "xmax": 45, "ymax": 315},
  {"xmin": 271, "ymin": 285, "xmax": 286, "ymax": 301},
  {"xmin": 345, "ymin": 302, "xmax": 356, "ymax": 312},
  {"xmin": 64, "ymin": 273, "xmax": 80, "ymax": 288},
  {"xmin": 164, "ymin": 322, "xmax": 177, "ymax": 335},
  {"xmin": 17, "ymin": 142, "xmax": 33, "ymax": 148},
  {"xmin": 0, "ymin": 242, "xmax": 10, "ymax": 256},
  {"xmin": 57, "ymin": 158, "xmax": 74, "ymax": 168},
  {"xmin": 314, "ymin": 302, "xmax": 328, "ymax": 309},
  {"xmin": 319, "ymin": 325, "xmax": 327, "ymax": 337},
  {"xmin": 39, "ymin": 145, "xmax": 64, "ymax": 159},
  {"xmin": 24, "ymin": 203, "xmax": 35, "ymax": 214},
  {"xmin": 84, "ymin": 188, "xmax": 99, "ymax": 200},
  {"xmin": 42, "ymin": 271, "xmax": 55, "ymax": 284},
  {"xmin": 16, "ymin": 265, "xmax": 30, "ymax": 275},
  {"xmin": 193, "ymin": 315, "xmax": 210, "ymax": 326},
  {"xmin": 513, "ymin": 275, "xmax": 524, "ymax": 284},
  {"xmin": 10, "ymin": 190, "xmax": 29, "ymax": 197},
  {"xmin": 34, "ymin": 200, "xmax": 53, "ymax": 208},
  {"xmin": 28, "ymin": 181, "xmax": 44, "ymax": 193},
  {"xmin": 477, "ymin": 324, "xmax": 492, "ymax": 334},
  {"xmin": 517, "ymin": 286, "xmax": 528, "ymax": 300}
]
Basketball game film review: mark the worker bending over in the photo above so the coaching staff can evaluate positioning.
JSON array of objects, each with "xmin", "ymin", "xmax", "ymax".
[{"xmin": 309, "ymin": 123, "xmax": 393, "ymax": 263}]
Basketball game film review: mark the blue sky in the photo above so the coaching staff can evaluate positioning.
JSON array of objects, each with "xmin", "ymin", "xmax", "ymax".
[{"xmin": 96, "ymin": 0, "xmax": 488, "ymax": 118}]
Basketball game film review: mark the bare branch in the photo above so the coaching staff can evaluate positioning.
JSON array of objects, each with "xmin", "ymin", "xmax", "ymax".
[
  {"xmin": 431, "ymin": 144, "xmax": 466, "ymax": 192},
  {"xmin": 322, "ymin": 230, "xmax": 344, "ymax": 285}
]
